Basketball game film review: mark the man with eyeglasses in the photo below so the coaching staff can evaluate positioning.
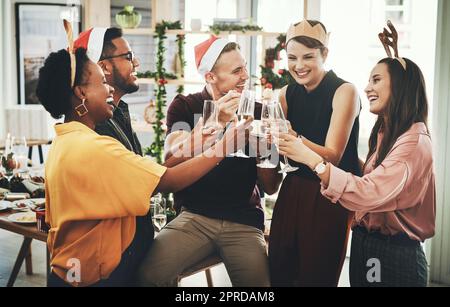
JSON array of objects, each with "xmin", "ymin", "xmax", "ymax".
[{"xmin": 75, "ymin": 27, "xmax": 142, "ymax": 154}]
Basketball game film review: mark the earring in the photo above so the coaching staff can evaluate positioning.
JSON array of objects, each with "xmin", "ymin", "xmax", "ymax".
[{"xmin": 75, "ymin": 99, "xmax": 89, "ymax": 117}]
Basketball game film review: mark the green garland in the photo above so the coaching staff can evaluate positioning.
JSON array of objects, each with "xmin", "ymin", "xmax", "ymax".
[
  {"xmin": 142, "ymin": 21, "xmax": 186, "ymax": 221},
  {"xmin": 176, "ymin": 34, "xmax": 186, "ymax": 94},
  {"xmin": 209, "ymin": 23, "xmax": 263, "ymax": 35},
  {"xmin": 257, "ymin": 34, "xmax": 295, "ymax": 90},
  {"xmin": 142, "ymin": 20, "xmax": 185, "ymax": 164},
  {"xmin": 137, "ymin": 71, "xmax": 178, "ymax": 79}
]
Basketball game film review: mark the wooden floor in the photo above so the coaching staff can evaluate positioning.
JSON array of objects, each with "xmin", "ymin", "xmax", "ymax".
[
  {"xmin": 0, "ymin": 230, "xmax": 47, "ymax": 287},
  {"xmin": 0, "ymin": 229, "xmax": 351, "ymax": 287}
]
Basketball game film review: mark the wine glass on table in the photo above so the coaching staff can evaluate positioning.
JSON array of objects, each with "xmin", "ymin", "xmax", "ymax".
[
  {"xmin": 151, "ymin": 194, "xmax": 167, "ymax": 232},
  {"xmin": 12, "ymin": 136, "xmax": 29, "ymax": 179},
  {"xmin": 270, "ymin": 102, "xmax": 299, "ymax": 174},
  {"xmin": 1, "ymin": 135, "xmax": 18, "ymax": 183},
  {"xmin": 229, "ymin": 90, "xmax": 255, "ymax": 158}
]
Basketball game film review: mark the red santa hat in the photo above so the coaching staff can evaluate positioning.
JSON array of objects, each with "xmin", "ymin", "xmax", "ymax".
[
  {"xmin": 195, "ymin": 36, "xmax": 229, "ymax": 76},
  {"xmin": 74, "ymin": 27, "xmax": 108, "ymax": 63}
]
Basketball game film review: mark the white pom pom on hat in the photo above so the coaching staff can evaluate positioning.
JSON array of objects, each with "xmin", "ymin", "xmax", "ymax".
[{"xmin": 74, "ymin": 28, "xmax": 108, "ymax": 63}]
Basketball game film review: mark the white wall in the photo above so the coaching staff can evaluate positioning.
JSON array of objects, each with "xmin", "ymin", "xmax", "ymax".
[
  {"xmin": 430, "ymin": 0, "xmax": 450, "ymax": 286},
  {"xmin": 0, "ymin": 0, "xmax": 83, "ymax": 140},
  {"xmin": 0, "ymin": 0, "xmax": 5, "ymax": 138}
]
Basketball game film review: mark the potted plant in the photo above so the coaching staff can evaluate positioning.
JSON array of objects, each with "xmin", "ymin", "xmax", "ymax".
[{"xmin": 116, "ymin": 5, "xmax": 142, "ymax": 29}]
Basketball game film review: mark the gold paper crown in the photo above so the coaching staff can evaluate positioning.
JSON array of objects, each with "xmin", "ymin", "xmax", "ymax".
[{"xmin": 286, "ymin": 20, "xmax": 330, "ymax": 47}]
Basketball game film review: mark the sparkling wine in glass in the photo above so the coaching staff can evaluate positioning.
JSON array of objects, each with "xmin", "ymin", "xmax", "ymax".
[
  {"xmin": 271, "ymin": 103, "xmax": 299, "ymax": 174},
  {"xmin": 229, "ymin": 90, "xmax": 255, "ymax": 158},
  {"xmin": 257, "ymin": 102, "xmax": 277, "ymax": 169}
]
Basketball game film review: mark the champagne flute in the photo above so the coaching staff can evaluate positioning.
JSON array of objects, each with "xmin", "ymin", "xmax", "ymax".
[
  {"xmin": 13, "ymin": 136, "xmax": 29, "ymax": 178},
  {"xmin": 270, "ymin": 103, "xmax": 299, "ymax": 174},
  {"xmin": 256, "ymin": 101, "xmax": 277, "ymax": 168},
  {"xmin": 229, "ymin": 90, "xmax": 255, "ymax": 158},
  {"xmin": 151, "ymin": 194, "xmax": 167, "ymax": 232},
  {"xmin": 1, "ymin": 135, "xmax": 18, "ymax": 182},
  {"xmin": 202, "ymin": 100, "xmax": 221, "ymax": 134}
]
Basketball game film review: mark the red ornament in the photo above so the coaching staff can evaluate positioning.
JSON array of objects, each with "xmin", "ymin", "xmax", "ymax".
[
  {"xmin": 158, "ymin": 79, "xmax": 168, "ymax": 85},
  {"xmin": 281, "ymin": 42, "xmax": 286, "ymax": 49},
  {"xmin": 265, "ymin": 83, "xmax": 273, "ymax": 89},
  {"xmin": 278, "ymin": 69, "xmax": 285, "ymax": 75}
]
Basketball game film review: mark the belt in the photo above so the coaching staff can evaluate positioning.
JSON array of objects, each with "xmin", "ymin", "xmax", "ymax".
[{"xmin": 353, "ymin": 226, "xmax": 420, "ymax": 247}]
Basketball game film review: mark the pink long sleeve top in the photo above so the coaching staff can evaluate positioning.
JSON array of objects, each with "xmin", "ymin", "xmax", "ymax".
[{"xmin": 321, "ymin": 123, "xmax": 435, "ymax": 242}]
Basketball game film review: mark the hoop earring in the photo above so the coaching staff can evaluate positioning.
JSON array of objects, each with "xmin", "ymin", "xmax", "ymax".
[{"xmin": 75, "ymin": 99, "xmax": 89, "ymax": 117}]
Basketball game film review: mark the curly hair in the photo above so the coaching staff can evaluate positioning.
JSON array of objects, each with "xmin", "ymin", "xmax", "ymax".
[{"xmin": 36, "ymin": 48, "xmax": 91, "ymax": 119}]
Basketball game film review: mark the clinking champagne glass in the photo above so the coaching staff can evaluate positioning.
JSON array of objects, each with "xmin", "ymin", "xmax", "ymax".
[
  {"xmin": 151, "ymin": 194, "xmax": 167, "ymax": 232},
  {"xmin": 202, "ymin": 100, "xmax": 221, "ymax": 134},
  {"xmin": 271, "ymin": 102, "xmax": 299, "ymax": 174},
  {"xmin": 257, "ymin": 101, "xmax": 277, "ymax": 169},
  {"xmin": 229, "ymin": 90, "xmax": 255, "ymax": 158}
]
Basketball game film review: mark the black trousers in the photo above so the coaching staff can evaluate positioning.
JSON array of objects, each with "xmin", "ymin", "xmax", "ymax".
[{"xmin": 350, "ymin": 227, "xmax": 428, "ymax": 287}]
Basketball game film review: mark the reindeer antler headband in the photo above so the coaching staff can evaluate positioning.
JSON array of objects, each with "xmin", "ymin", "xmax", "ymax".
[
  {"xmin": 378, "ymin": 20, "xmax": 406, "ymax": 70},
  {"xmin": 63, "ymin": 19, "xmax": 76, "ymax": 88}
]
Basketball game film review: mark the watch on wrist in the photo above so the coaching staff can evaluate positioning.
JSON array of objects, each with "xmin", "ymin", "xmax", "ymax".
[{"xmin": 313, "ymin": 161, "xmax": 327, "ymax": 175}]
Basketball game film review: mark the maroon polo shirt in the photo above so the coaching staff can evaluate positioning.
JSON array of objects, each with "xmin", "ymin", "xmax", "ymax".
[{"xmin": 166, "ymin": 87, "xmax": 264, "ymax": 230}]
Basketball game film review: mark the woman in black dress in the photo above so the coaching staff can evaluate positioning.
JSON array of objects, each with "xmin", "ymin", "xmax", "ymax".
[{"xmin": 269, "ymin": 20, "xmax": 361, "ymax": 286}]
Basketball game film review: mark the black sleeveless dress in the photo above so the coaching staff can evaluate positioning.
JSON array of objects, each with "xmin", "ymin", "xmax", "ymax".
[{"xmin": 269, "ymin": 71, "xmax": 361, "ymax": 286}]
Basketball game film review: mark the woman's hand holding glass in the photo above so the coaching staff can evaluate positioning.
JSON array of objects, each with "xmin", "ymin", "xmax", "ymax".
[
  {"xmin": 268, "ymin": 103, "xmax": 299, "ymax": 174},
  {"xmin": 185, "ymin": 118, "xmax": 221, "ymax": 157},
  {"xmin": 276, "ymin": 133, "xmax": 322, "ymax": 170},
  {"xmin": 254, "ymin": 102, "xmax": 277, "ymax": 168}
]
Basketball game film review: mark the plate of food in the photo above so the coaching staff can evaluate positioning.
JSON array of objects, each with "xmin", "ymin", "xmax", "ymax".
[
  {"xmin": 8, "ymin": 212, "xmax": 37, "ymax": 224},
  {"xmin": 11, "ymin": 199, "xmax": 35, "ymax": 212}
]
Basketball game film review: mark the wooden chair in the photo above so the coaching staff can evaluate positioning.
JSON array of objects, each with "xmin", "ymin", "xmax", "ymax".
[{"xmin": 177, "ymin": 253, "xmax": 223, "ymax": 287}]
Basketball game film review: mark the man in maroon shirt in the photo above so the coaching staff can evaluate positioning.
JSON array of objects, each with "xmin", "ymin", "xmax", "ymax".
[{"xmin": 138, "ymin": 36, "xmax": 282, "ymax": 287}]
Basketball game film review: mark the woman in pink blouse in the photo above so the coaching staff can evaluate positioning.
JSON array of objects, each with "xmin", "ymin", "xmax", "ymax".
[{"xmin": 276, "ymin": 52, "xmax": 435, "ymax": 287}]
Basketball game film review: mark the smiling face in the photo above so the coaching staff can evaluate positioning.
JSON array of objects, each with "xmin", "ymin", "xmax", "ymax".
[
  {"xmin": 77, "ymin": 61, "xmax": 115, "ymax": 123},
  {"xmin": 206, "ymin": 48, "xmax": 249, "ymax": 97},
  {"xmin": 102, "ymin": 37, "xmax": 140, "ymax": 96},
  {"xmin": 286, "ymin": 40, "xmax": 328, "ymax": 91},
  {"xmin": 365, "ymin": 63, "xmax": 392, "ymax": 116}
]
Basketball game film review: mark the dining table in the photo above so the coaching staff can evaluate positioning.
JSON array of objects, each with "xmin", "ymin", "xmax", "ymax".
[{"xmin": 0, "ymin": 208, "xmax": 49, "ymax": 287}]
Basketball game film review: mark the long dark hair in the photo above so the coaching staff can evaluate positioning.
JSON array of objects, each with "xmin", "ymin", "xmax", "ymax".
[{"xmin": 365, "ymin": 57, "xmax": 429, "ymax": 169}]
